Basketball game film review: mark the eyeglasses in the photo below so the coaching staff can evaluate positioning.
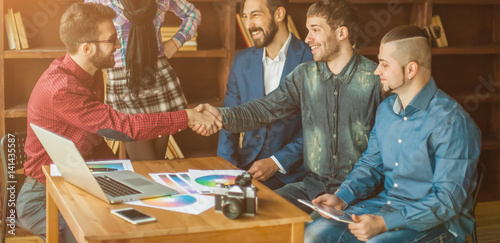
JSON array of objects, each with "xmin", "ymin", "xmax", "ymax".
[{"xmin": 76, "ymin": 39, "xmax": 117, "ymax": 45}]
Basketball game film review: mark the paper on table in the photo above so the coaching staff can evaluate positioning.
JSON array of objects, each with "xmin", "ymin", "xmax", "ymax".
[
  {"xmin": 125, "ymin": 194, "xmax": 214, "ymax": 215},
  {"xmin": 50, "ymin": 159, "xmax": 134, "ymax": 176},
  {"xmin": 150, "ymin": 172, "xmax": 202, "ymax": 194},
  {"xmin": 189, "ymin": 169, "xmax": 245, "ymax": 193}
]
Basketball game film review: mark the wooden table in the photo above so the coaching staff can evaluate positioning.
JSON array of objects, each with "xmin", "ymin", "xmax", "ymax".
[{"xmin": 42, "ymin": 157, "xmax": 310, "ymax": 242}]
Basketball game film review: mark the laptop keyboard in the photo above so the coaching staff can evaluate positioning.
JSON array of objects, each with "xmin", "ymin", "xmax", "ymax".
[{"xmin": 95, "ymin": 175, "xmax": 141, "ymax": 198}]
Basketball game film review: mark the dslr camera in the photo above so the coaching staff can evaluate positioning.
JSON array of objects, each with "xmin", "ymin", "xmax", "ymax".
[{"xmin": 214, "ymin": 172, "xmax": 258, "ymax": 219}]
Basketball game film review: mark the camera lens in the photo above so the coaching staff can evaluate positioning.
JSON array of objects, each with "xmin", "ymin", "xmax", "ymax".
[{"xmin": 222, "ymin": 198, "xmax": 243, "ymax": 219}]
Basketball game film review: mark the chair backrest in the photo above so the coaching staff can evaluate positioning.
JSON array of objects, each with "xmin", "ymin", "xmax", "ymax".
[
  {"xmin": 471, "ymin": 162, "xmax": 486, "ymax": 243},
  {"xmin": 1, "ymin": 132, "xmax": 27, "ymax": 243},
  {"xmin": 472, "ymin": 163, "xmax": 485, "ymax": 208},
  {"xmin": 1, "ymin": 132, "xmax": 27, "ymax": 176}
]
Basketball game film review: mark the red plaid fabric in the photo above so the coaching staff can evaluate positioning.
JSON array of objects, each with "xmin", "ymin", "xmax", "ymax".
[{"xmin": 25, "ymin": 54, "xmax": 188, "ymax": 183}]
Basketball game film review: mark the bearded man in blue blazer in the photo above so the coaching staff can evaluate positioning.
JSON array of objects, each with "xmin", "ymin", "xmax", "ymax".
[{"xmin": 218, "ymin": 0, "xmax": 313, "ymax": 190}]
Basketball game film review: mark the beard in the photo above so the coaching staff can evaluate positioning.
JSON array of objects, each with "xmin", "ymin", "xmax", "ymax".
[
  {"xmin": 90, "ymin": 45, "xmax": 115, "ymax": 69},
  {"xmin": 250, "ymin": 19, "xmax": 278, "ymax": 48},
  {"xmin": 381, "ymin": 68, "xmax": 406, "ymax": 97},
  {"xmin": 315, "ymin": 43, "xmax": 341, "ymax": 63}
]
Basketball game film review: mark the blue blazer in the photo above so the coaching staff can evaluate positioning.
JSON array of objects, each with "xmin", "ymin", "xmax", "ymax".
[{"xmin": 217, "ymin": 35, "xmax": 313, "ymax": 184}]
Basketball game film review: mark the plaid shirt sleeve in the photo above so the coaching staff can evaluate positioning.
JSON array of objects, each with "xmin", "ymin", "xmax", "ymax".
[
  {"xmin": 166, "ymin": 0, "xmax": 201, "ymax": 45},
  {"xmin": 52, "ymin": 82, "xmax": 188, "ymax": 142}
]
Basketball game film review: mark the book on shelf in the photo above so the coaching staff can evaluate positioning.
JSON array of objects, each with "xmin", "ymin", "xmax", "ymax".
[
  {"xmin": 4, "ymin": 13, "xmax": 16, "ymax": 50},
  {"xmin": 431, "ymin": 15, "xmax": 448, "ymax": 48},
  {"xmin": 160, "ymin": 26, "xmax": 198, "ymax": 51},
  {"xmin": 169, "ymin": 136, "xmax": 184, "ymax": 159},
  {"xmin": 236, "ymin": 13, "xmax": 301, "ymax": 48},
  {"xmin": 165, "ymin": 146, "xmax": 175, "ymax": 159},
  {"xmin": 7, "ymin": 8, "xmax": 21, "ymax": 50},
  {"xmin": 4, "ymin": 9, "xmax": 29, "ymax": 50},
  {"xmin": 14, "ymin": 11, "xmax": 29, "ymax": 49},
  {"xmin": 105, "ymin": 139, "xmax": 120, "ymax": 154}
]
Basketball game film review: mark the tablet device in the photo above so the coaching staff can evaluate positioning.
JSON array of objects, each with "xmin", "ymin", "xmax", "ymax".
[{"xmin": 298, "ymin": 199, "xmax": 355, "ymax": 223}]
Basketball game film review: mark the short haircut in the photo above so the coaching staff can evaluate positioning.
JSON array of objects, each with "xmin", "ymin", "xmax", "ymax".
[
  {"xmin": 307, "ymin": 0, "xmax": 360, "ymax": 46},
  {"xmin": 60, "ymin": 2, "xmax": 116, "ymax": 54},
  {"xmin": 381, "ymin": 25, "xmax": 440, "ymax": 70},
  {"xmin": 241, "ymin": 0, "xmax": 289, "ymax": 24}
]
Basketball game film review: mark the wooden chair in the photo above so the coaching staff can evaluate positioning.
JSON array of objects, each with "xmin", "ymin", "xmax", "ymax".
[
  {"xmin": 471, "ymin": 162, "xmax": 485, "ymax": 243},
  {"xmin": 0, "ymin": 132, "xmax": 45, "ymax": 243}
]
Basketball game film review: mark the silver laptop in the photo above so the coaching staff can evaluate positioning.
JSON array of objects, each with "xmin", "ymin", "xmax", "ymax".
[{"xmin": 30, "ymin": 123, "xmax": 177, "ymax": 204}]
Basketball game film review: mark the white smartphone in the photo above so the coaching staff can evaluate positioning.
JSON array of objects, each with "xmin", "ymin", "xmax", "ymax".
[
  {"xmin": 111, "ymin": 208, "xmax": 157, "ymax": 225},
  {"xmin": 298, "ymin": 199, "xmax": 354, "ymax": 223}
]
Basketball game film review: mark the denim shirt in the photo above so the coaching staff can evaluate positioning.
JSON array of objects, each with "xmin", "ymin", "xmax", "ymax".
[
  {"xmin": 336, "ymin": 78, "xmax": 481, "ymax": 240},
  {"xmin": 220, "ymin": 53, "xmax": 382, "ymax": 198}
]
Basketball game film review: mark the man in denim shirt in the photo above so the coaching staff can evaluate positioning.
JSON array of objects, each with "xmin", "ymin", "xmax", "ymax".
[
  {"xmin": 195, "ymin": 0, "xmax": 382, "ymax": 212},
  {"xmin": 305, "ymin": 26, "xmax": 481, "ymax": 242}
]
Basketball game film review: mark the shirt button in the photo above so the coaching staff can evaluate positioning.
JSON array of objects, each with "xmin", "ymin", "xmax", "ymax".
[
  {"xmin": 395, "ymin": 162, "xmax": 399, "ymax": 166},
  {"xmin": 178, "ymin": 129, "xmax": 182, "ymax": 132},
  {"xmin": 387, "ymin": 201, "xmax": 391, "ymax": 205},
  {"xmin": 333, "ymin": 113, "xmax": 337, "ymax": 118},
  {"xmin": 158, "ymin": 135, "xmax": 162, "ymax": 138},
  {"xmin": 256, "ymin": 135, "xmax": 261, "ymax": 140},
  {"xmin": 333, "ymin": 155, "xmax": 337, "ymax": 160},
  {"xmin": 398, "ymin": 139, "xmax": 402, "ymax": 143},
  {"xmin": 404, "ymin": 117, "xmax": 408, "ymax": 121},
  {"xmin": 333, "ymin": 134, "xmax": 337, "ymax": 138},
  {"xmin": 334, "ymin": 91, "xmax": 338, "ymax": 95},
  {"xmin": 394, "ymin": 183, "xmax": 398, "ymax": 187}
]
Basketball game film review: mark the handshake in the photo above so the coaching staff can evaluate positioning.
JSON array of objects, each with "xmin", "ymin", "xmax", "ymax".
[{"xmin": 186, "ymin": 104, "xmax": 222, "ymax": 136}]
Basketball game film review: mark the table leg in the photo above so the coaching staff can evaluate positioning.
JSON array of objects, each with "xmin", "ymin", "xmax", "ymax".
[
  {"xmin": 46, "ymin": 189, "xmax": 59, "ymax": 243},
  {"xmin": 291, "ymin": 222, "xmax": 304, "ymax": 243}
]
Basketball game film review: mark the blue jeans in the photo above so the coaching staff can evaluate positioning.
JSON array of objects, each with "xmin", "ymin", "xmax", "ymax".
[
  {"xmin": 275, "ymin": 181, "xmax": 316, "ymax": 214},
  {"xmin": 305, "ymin": 217, "xmax": 456, "ymax": 243},
  {"xmin": 299, "ymin": 189, "xmax": 460, "ymax": 243}
]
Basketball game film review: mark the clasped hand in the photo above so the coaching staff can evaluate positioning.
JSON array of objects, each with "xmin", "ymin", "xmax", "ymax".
[{"xmin": 186, "ymin": 103, "xmax": 222, "ymax": 136}]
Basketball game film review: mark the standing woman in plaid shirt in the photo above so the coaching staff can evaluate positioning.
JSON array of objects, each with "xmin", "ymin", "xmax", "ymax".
[{"xmin": 85, "ymin": 0, "xmax": 201, "ymax": 160}]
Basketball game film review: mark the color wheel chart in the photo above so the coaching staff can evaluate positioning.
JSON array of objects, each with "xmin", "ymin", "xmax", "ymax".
[
  {"xmin": 194, "ymin": 175, "xmax": 237, "ymax": 187},
  {"xmin": 189, "ymin": 169, "xmax": 245, "ymax": 193},
  {"xmin": 142, "ymin": 195, "xmax": 197, "ymax": 208},
  {"xmin": 125, "ymin": 194, "xmax": 215, "ymax": 215}
]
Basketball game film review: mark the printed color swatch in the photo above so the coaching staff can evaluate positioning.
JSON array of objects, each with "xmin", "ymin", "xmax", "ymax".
[
  {"xmin": 142, "ymin": 195, "xmax": 197, "ymax": 208},
  {"xmin": 194, "ymin": 175, "xmax": 237, "ymax": 187}
]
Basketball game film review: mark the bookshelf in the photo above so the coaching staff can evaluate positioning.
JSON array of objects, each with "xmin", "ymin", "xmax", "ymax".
[{"xmin": 0, "ymin": 0, "xmax": 499, "ymax": 201}]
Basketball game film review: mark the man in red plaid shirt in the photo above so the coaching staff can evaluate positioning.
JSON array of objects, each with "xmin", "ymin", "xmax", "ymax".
[{"xmin": 16, "ymin": 3, "xmax": 220, "ymax": 242}]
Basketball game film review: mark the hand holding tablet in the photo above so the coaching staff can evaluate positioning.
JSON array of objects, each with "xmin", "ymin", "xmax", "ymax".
[{"xmin": 298, "ymin": 199, "xmax": 355, "ymax": 223}]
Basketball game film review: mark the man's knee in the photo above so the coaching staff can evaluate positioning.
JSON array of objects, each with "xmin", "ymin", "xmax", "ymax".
[{"xmin": 305, "ymin": 217, "xmax": 349, "ymax": 243}]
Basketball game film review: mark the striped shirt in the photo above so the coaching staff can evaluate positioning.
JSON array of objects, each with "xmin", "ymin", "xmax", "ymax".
[{"xmin": 85, "ymin": 0, "xmax": 201, "ymax": 67}]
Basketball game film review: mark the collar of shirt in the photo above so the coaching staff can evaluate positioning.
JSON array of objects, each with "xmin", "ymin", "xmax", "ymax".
[
  {"xmin": 62, "ymin": 53, "xmax": 97, "ymax": 90},
  {"xmin": 262, "ymin": 33, "xmax": 292, "ymax": 64},
  {"xmin": 318, "ymin": 49, "xmax": 359, "ymax": 84},
  {"xmin": 392, "ymin": 77, "xmax": 438, "ymax": 115}
]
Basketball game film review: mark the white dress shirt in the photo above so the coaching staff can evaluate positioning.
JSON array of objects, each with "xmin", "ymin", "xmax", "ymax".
[{"xmin": 261, "ymin": 33, "xmax": 293, "ymax": 174}]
